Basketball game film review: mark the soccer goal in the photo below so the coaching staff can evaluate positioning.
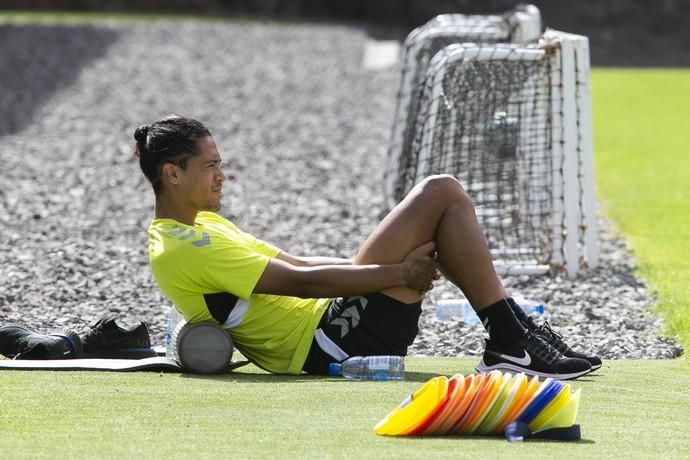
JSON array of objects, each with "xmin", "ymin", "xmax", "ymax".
[
  {"xmin": 386, "ymin": 4, "xmax": 542, "ymax": 208},
  {"xmin": 385, "ymin": 30, "xmax": 598, "ymax": 278}
]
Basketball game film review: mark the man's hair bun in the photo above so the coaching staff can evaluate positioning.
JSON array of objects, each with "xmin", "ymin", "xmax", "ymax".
[{"xmin": 134, "ymin": 124, "xmax": 150, "ymax": 144}]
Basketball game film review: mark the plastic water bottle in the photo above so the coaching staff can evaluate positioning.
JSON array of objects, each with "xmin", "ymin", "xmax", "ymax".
[
  {"xmin": 435, "ymin": 297, "xmax": 545, "ymax": 326},
  {"xmin": 513, "ymin": 297, "xmax": 546, "ymax": 317},
  {"xmin": 328, "ymin": 356, "xmax": 405, "ymax": 381},
  {"xmin": 165, "ymin": 307, "xmax": 185, "ymax": 358},
  {"xmin": 435, "ymin": 299, "xmax": 480, "ymax": 326}
]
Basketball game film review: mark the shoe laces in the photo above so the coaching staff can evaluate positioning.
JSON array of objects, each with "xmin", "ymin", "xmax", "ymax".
[
  {"xmin": 539, "ymin": 321, "xmax": 563, "ymax": 340},
  {"xmin": 536, "ymin": 321, "xmax": 571, "ymax": 354},
  {"xmin": 81, "ymin": 317, "xmax": 112, "ymax": 343},
  {"xmin": 524, "ymin": 332, "xmax": 561, "ymax": 365}
]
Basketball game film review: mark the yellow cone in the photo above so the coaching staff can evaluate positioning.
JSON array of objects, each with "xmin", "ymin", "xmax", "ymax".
[
  {"xmin": 374, "ymin": 376, "xmax": 449, "ymax": 436},
  {"xmin": 530, "ymin": 387, "xmax": 581, "ymax": 433}
]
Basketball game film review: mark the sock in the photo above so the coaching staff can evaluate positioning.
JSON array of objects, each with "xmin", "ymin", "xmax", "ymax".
[
  {"xmin": 476, "ymin": 298, "xmax": 527, "ymax": 346},
  {"xmin": 506, "ymin": 297, "xmax": 531, "ymax": 325}
]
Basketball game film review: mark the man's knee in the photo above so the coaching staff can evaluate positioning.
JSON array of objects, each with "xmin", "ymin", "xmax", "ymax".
[{"xmin": 415, "ymin": 174, "xmax": 471, "ymax": 206}]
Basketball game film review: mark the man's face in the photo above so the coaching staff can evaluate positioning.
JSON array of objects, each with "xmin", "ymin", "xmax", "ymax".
[{"xmin": 175, "ymin": 135, "xmax": 226, "ymax": 212}]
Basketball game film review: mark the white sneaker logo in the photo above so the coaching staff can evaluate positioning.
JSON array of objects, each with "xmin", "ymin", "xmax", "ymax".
[{"xmin": 497, "ymin": 350, "xmax": 532, "ymax": 366}]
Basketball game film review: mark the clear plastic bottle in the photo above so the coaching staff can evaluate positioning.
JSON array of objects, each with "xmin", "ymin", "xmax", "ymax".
[
  {"xmin": 512, "ymin": 297, "xmax": 546, "ymax": 317},
  {"xmin": 328, "ymin": 355, "xmax": 404, "ymax": 381},
  {"xmin": 435, "ymin": 297, "xmax": 545, "ymax": 326},
  {"xmin": 165, "ymin": 307, "xmax": 185, "ymax": 358},
  {"xmin": 435, "ymin": 299, "xmax": 480, "ymax": 326}
]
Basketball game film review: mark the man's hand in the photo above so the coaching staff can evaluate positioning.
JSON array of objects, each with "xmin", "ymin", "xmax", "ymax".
[{"xmin": 402, "ymin": 241, "xmax": 440, "ymax": 292}]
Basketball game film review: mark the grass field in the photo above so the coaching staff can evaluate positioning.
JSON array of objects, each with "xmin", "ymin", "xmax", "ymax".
[
  {"xmin": 592, "ymin": 69, "xmax": 690, "ymax": 350},
  {"xmin": 0, "ymin": 358, "xmax": 688, "ymax": 459}
]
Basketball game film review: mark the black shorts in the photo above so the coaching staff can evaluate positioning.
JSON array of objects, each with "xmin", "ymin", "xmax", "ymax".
[{"xmin": 302, "ymin": 292, "xmax": 422, "ymax": 375}]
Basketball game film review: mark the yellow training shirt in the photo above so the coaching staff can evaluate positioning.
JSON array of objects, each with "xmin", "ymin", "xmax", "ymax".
[{"xmin": 148, "ymin": 211, "xmax": 330, "ymax": 374}]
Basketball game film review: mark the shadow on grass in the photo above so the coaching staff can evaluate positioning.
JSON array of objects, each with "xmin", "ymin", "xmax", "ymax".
[
  {"xmin": 399, "ymin": 434, "xmax": 596, "ymax": 445},
  {"xmin": 179, "ymin": 369, "xmax": 442, "ymax": 383}
]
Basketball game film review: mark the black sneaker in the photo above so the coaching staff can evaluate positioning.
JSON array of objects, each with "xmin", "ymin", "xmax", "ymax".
[
  {"xmin": 80, "ymin": 316, "xmax": 154, "ymax": 358},
  {"xmin": 476, "ymin": 333, "xmax": 592, "ymax": 380},
  {"xmin": 0, "ymin": 324, "xmax": 82, "ymax": 360},
  {"xmin": 526, "ymin": 318, "xmax": 602, "ymax": 371}
]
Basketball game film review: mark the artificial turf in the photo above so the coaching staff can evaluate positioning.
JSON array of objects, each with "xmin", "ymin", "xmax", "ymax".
[{"xmin": 0, "ymin": 358, "xmax": 688, "ymax": 459}]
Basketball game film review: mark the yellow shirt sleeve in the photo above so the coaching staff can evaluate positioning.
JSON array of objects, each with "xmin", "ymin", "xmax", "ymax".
[
  {"xmin": 241, "ymin": 231, "xmax": 281, "ymax": 258},
  {"xmin": 201, "ymin": 237, "xmax": 275, "ymax": 300}
]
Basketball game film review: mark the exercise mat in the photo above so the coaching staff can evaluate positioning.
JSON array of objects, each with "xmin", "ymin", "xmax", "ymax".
[{"xmin": 0, "ymin": 356, "xmax": 182, "ymax": 372}]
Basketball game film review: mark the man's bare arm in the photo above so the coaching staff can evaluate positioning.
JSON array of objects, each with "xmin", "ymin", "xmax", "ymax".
[
  {"xmin": 275, "ymin": 251, "xmax": 352, "ymax": 267},
  {"xmin": 254, "ymin": 242, "xmax": 437, "ymax": 299}
]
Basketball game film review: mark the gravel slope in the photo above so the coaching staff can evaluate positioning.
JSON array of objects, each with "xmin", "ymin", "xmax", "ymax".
[{"xmin": 0, "ymin": 20, "xmax": 682, "ymax": 359}]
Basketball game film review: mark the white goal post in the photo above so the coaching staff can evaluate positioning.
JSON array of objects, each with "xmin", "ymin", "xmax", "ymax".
[
  {"xmin": 386, "ymin": 30, "xmax": 598, "ymax": 278},
  {"xmin": 544, "ymin": 29, "xmax": 599, "ymax": 277}
]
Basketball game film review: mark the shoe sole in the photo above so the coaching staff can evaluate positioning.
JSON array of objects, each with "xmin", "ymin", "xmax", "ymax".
[
  {"xmin": 563, "ymin": 353, "xmax": 602, "ymax": 372},
  {"xmin": 475, "ymin": 359, "xmax": 593, "ymax": 380}
]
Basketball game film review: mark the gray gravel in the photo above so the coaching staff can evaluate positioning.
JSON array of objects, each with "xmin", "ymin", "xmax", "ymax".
[{"xmin": 0, "ymin": 20, "xmax": 682, "ymax": 360}]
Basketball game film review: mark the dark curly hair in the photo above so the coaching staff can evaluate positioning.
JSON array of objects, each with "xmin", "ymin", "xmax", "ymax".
[{"xmin": 133, "ymin": 115, "xmax": 211, "ymax": 195}]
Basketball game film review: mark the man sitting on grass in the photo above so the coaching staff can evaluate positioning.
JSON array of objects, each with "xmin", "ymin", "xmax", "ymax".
[{"xmin": 136, "ymin": 115, "xmax": 601, "ymax": 379}]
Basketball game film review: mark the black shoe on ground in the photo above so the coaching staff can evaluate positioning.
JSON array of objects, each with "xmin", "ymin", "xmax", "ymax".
[
  {"xmin": 81, "ymin": 316, "xmax": 153, "ymax": 358},
  {"xmin": 525, "ymin": 318, "xmax": 602, "ymax": 371},
  {"xmin": 476, "ymin": 332, "xmax": 592, "ymax": 380},
  {"xmin": 0, "ymin": 324, "xmax": 82, "ymax": 360}
]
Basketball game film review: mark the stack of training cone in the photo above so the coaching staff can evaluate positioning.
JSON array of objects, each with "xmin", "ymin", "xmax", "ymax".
[{"xmin": 375, "ymin": 370, "xmax": 581, "ymax": 441}]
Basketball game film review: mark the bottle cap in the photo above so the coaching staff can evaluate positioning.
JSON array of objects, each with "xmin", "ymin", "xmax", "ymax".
[{"xmin": 328, "ymin": 363, "xmax": 343, "ymax": 376}]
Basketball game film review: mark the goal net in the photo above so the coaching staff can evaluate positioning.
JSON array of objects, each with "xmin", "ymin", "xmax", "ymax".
[
  {"xmin": 386, "ymin": 5, "xmax": 542, "ymax": 209},
  {"xmin": 385, "ymin": 30, "xmax": 598, "ymax": 278}
]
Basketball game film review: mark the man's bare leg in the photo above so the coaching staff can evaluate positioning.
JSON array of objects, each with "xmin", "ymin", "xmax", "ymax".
[
  {"xmin": 355, "ymin": 174, "xmax": 506, "ymax": 309},
  {"xmin": 354, "ymin": 175, "xmax": 594, "ymax": 379}
]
